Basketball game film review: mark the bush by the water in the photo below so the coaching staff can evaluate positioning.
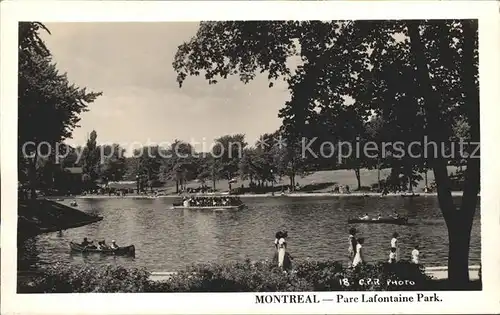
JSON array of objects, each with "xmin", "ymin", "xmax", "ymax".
[
  {"xmin": 19, "ymin": 260, "xmax": 433, "ymax": 293},
  {"xmin": 19, "ymin": 263, "xmax": 151, "ymax": 293}
]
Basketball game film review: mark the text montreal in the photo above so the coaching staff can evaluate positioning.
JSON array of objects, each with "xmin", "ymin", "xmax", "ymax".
[{"xmin": 255, "ymin": 294, "xmax": 320, "ymax": 304}]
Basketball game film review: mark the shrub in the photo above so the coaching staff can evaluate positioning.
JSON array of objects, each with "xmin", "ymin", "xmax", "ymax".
[
  {"xmin": 150, "ymin": 259, "xmax": 313, "ymax": 292},
  {"xmin": 293, "ymin": 260, "xmax": 345, "ymax": 291},
  {"xmin": 19, "ymin": 259, "xmax": 432, "ymax": 293},
  {"xmin": 18, "ymin": 263, "xmax": 151, "ymax": 293}
]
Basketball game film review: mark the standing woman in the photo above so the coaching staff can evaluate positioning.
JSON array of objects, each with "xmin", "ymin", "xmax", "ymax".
[
  {"xmin": 272, "ymin": 231, "xmax": 282, "ymax": 265},
  {"xmin": 274, "ymin": 231, "xmax": 282, "ymax": 249},
  {"xmin": 348, "ymin": 228, "xmax": 357, "ymax": 265},
  {"xmin": 274, "ymin": 231, "xmax": 292, "ymax": 270},
  {"xmin": 352, "ymin": 238, "xmax": 365, "ymax": 267}
]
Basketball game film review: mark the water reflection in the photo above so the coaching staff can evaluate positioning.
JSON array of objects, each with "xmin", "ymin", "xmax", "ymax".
[{"xmin": 19, "ymin": 196, "xmax": 481, "ymax": 271}]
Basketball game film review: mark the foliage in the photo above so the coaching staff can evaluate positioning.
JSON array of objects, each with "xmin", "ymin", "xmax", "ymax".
[
  {"xmin": 19, "ymin": 23, "xmax": 102, "ymax": 151},
  {"xmin": 99, "ymin": 144, "xmax": 127, "ymax": 182},
  {"xmin": 19, "ymin": 260, "xmax": 433, "ymax": 293},
  {"xmin": 172, "ymin": 20, "xmax": 480, "ymax": 287},
  {"xmin": 134, "ymin": 146, "xmax": 164, "ymax": 190},
  {"xmin": 159, "ymin": 140, "xmax": 197, "ymax": 192},
  {"xmin": 18, "ymin": 22, "xmax": 102, "ymax": 197},
  {"xmin": 212, "ymin": 134, "xmax": 247, "ymax": 179},
  {"xmin": 19, "ymin": 263, "xmax": 151, "ymax": 293},
  {"xmin": 82, "ymin": 130, "xmax": 100, "ymax": 182}
]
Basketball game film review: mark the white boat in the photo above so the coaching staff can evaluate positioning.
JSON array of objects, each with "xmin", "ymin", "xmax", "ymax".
[
  {"xmin": 171, "ymin": 204, "xmax": 245, "ymax": 210},
  {"xmin": 172, "ymin": 195, "xmax": 245, "ymax": 210}
]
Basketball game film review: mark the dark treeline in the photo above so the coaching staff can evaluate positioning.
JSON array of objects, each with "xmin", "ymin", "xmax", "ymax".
[{"xmin": 31, "ymin": 113, "xmax": 469, "ymax": 196}]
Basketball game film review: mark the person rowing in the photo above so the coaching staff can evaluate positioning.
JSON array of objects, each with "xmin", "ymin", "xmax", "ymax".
[
  {"xmin": 81, "ymin": 237, "xmax": 91, "ymax": 246},
  {"xmin": 80, "ymin": 237, "xmax": 97, "ymax": 249},
  {"xmin": 100, "ymin": 240, "xmax": 110, "ymax": 250},
  {"xmin": 359, "ymin": 213, "xmax": 369, "ymax": 220},
  {"xmin": 110, "ymin": 240, "xmax": 119, "ymax": 250}
]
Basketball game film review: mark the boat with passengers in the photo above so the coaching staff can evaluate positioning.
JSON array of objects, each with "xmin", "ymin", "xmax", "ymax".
[{"xmin": 171, "ymin": 195, "xmax": 245, "ymax": 210}]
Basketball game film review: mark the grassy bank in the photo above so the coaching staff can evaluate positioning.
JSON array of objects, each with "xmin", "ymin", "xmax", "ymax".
[
  {"xmin": 153, "ymin": 166, "xmax": 460, "ymax": 195},
  {"xmin": 18, "ymin": 199, "xmax": 102, "ymax": 239},
  {"xmin": 18, "ymin": 259, "xmax": 481, "ymax": 293}
]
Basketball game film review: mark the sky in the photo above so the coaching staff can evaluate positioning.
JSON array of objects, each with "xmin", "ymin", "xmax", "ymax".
[{"xmin": 41, "ymin": 22, "xmax": 293, "ymax": 154}]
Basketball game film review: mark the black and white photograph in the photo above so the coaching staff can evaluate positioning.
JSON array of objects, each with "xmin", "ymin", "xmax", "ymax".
[{"xmin": 2, "ymin": 1, "xmax": 500, "ymax": 314}]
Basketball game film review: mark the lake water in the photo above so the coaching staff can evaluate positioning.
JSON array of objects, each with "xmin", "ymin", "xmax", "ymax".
[{"xmin": 20, "ymin": 196, "xmax": 481, "ymax": 271}]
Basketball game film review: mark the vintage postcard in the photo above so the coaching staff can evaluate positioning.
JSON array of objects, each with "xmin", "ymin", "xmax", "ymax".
[{"xmin": 1, "ymin": 0, "xmax": 499, "ymax": 314}]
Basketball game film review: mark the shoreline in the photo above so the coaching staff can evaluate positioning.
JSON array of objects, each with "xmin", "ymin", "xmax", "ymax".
[{"xmin": 46, "ymin": 191, "xmax": 472, "ymax": 200}]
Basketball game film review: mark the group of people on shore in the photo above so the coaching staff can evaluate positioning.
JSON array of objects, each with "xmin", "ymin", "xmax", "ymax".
[
  {"xmin": 80, "ymin": 238, "xmax": 119, "ymax": 250},
  {"xmin": 348, "ymin": 228, "xmax": 420, "ymax": 267},
  {"xmin": 270, "ymin": 228, "xmax": 420, "ymax": 271},
  {"xmin": 332, "ymin": 185, "xmax": 351, "ymax": 194}
]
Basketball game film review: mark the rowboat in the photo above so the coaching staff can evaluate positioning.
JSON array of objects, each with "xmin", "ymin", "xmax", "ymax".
[
  {"xmin": 401, "ymin": 193, "xmax": 420, "ymax": 198},
  {"xmin": 69, "ymin": 242, "xmax": 135, "ymax": 256},
  {"xmin": 171, "ymin": 204, "xmax": 245, "ymax": 210},
  {"xmin": 347, "ymin": 217, "xmax": 409, "ymax": 225}
]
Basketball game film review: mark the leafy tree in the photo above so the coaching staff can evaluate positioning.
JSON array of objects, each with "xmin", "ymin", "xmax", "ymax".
[
  {"xmin": 239, "ymin": 138, "xmax": 275, "ymax": 189},
  {"xmin": 212, "ymin": 134, "xmax": 247, "ymax": 191},
  {"xmin": 18, "ymin": 22, "xmax": 102, "ymax": 198},
  {"xmin": 270, "ymin": 134, "xmax": 310, "ymax": 190},
  {"xmin": 160, "ymin": 140, "xmax": 196, "ymax": 193},
  {"xmin": 99, "ymin": 144, "xmax": 126, "ymax": 182},
  {"xmin": 365, "ymin": 115, "xmax": 386, "ymax": 189},
  {"xmin": 173, "ymin": 20, "xmax": 479, "ymax": 287},
  {"xmin": 81, "ymin": 130, "xmax": 100, "ymax": 184},
  {"xmin": 135, "ymin": 146, "xmax": 163, "ymax": 192}
]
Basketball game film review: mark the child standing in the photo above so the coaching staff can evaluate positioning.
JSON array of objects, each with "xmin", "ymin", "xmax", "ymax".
[
  {"xmin": 391, "ymin": 232, "xmax": 399, "ymax": 260},
  {"xmin": 411, "ymin": 245, "xmax": 420, "ymax": 264},
  {"xmin": 388, "ymin": 247, "xmax": 397, "ymax": 263}
]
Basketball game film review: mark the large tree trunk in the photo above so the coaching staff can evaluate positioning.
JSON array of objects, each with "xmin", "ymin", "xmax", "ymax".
[
  {"xmin": 452, "ymin": 20, "xmax": 480, "ymax": 288},
  {"xmin": 408, "ymin": 21, "xmax": 479, "ymax": 288},
  {"xmin": 377, "ymin": 158, "xmax": 381, "ymax": 190},
  {"xmin": 354, "ymin": 167, "xmax": 361, "ymax": 190},
  {"xmin": 408, "ymin": 172, "xmax": 413, "ymax": 192},
  {"xmin": 29, "ymin": 148, "xmax": 39, "ymax": 200},
  {"xmin": 445, "ymin": 210, "xmax": 475, "ymax": 289},
  {"xmin": 424, "ymin": 169, "xmax": 428, "ymax": 188}
]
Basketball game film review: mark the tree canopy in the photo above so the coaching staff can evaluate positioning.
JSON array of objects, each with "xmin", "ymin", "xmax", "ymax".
[{"xmin": 18, "ymin": 22, "xmax": 102, "ymax": 197}]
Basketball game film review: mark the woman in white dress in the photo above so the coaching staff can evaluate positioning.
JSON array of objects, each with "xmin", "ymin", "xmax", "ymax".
[
  {"xmin": 391, "ymin": 232, "xmax": 399, "ymax": 260},
  {"xmin": 352, "ymin": 237, "xmax": 365, "ymax": 267},
  {"xmin": 277, "ymin": 237, "xmax": 287, "ymax": 268},
  {"xmin": 273, "ymin": 231, "xmax": 292, "ymax": 270}
]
